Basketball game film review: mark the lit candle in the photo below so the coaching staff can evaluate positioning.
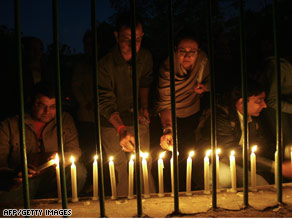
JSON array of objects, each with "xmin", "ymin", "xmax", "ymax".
[
  {"xmin": 216, "ymin": 148, "xmax": 221, "ymax": 192},
  {"xmin": 54, "ymin": 154, "xmax": 61, "ymax": 203},
  {"xmin": 204, "ymin": 150, "xmax": 211, "ymax": 194},
  {"xmin": 128, "ymin": 154, "xmax": 135, "ymax": 199},
  {"xmin": 109, "ymin": 156, "xmax": 117, "ymax": 200},
  {"xmin": 274, "ymin": 150, "xmax": 278, "ymax": 188},
  {"xmin": 250, "ymin": 145, "xmax": 257, "ymax": 191},
  {"xmin": 141, "ymin": 152, "xmax": 150, "ymax": 198},
  {"xmin": 70, "ymin": 156, "xmax": 78, "ymax": 202},
  {"xmin": 158, "ymin": 151, "xmax": 166, "ymax": 197},
  {"xmin": 93, "ymin": 155, "xmax": 98, "ymax": 201},
  {"xmin": 229, "ymin": 150, "xmax": 237, "ymax": 192},
  {"xmin": 186, "ymin": 150, "xmax": 195, "ymax": 196},
  {"xmin": 170, "ymin": 156, "xmax": 174, "ymax": 197}
]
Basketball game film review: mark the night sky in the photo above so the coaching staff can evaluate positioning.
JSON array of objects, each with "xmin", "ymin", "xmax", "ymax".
[
  {"xmin": 0, "ymin": 0, "xmax": 115, "ymax": 53},
  {"xmin": 0, "ymin": 0, "xmax": 267, "ymax": 53}
]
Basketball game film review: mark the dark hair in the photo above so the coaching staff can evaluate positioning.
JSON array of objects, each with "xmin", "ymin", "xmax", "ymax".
[
  {"xmin": 175, "ymin": 28, "xmax": 200, "ymax": 48},
  {"xmin": 31, "ymin": 82, "xmax": 56, "ymax": 103},
  {"xmin": 115, "ymin": 12, "xmax": 143, "ymax": 32},
  {"xmin": 231, "ymin": 80, "xmax": 265, "ymax": 104}
]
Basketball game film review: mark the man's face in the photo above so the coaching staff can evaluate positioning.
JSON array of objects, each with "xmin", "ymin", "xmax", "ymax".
[
  {"xmin": 114, "ymin": 23, "xmax": 144, "ymax": 62},
  {"xmin": 31, "ymin": 95, "xmax": 56, "ymax": 123},
  {"xmin": 176, "ymin": 39, "xmax": 199, "ymax": 71},
  {"xmin": 236, "ymin": 92, "xmax": 267, "ymax": 116}
]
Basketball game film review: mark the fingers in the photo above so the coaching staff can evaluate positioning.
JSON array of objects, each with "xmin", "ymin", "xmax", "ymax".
[
  {"xmin": 120, "ymin": 134, "xmax": 135, "ymax": 152},
  {"xmin": 160, "ymin": 134, "xmax": 173, "ymax": 151},
  {"xmin": 17, "ymin": 168, "xmax": 37, "ymax": 179}
]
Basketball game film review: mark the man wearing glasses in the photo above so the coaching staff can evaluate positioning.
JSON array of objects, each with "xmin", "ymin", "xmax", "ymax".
[
  {"xmin": 0, "ymin": 82, "xmax": 86, "ymax": 202},
  {"xmin": 156, "ymin": 29, "xmax": 209, "ymax": 190}
]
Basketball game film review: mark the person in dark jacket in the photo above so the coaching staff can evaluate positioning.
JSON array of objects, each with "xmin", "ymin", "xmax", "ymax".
[{"xmin": 0, "ymin": 82, "xmax": 86, "ymax": 203}]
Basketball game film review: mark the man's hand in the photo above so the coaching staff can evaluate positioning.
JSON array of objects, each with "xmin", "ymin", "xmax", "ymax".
[
  {"xmin": 194, "ymin": 83, "xmax": 207, "ymax": 94},
  {"xmin": 160, "ymin": 133, "xmax": 173, "ymax": 151},
  {"xmin": 139, "ymin": 107, "xmax": 150, "ymax": 126},
  {"xmin": 13, "ymin": 166, "xmax": 37, "ymax": 188},
  {"xmin": 282, "ymin": 160, "xmax": 292, "ymax": 178},
  {"xmin": 119, "ymin": 127, "xmax": 135, "ymax": 152}
]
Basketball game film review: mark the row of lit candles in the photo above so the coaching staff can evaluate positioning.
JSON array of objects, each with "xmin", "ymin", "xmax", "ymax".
[{"xmin": 51, "ymin": 145, "xmax": 292, "ymax": 202}]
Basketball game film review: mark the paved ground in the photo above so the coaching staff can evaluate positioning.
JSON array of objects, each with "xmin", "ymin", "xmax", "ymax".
[{"xmin": 1, "ymin": 184, "xmax": 292, "ymax": 218}]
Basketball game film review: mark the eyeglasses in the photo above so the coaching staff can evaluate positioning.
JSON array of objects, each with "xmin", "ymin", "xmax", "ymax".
[{"xmin": 177, "ymin": 48, "xmax": 200, "ymax": 57}]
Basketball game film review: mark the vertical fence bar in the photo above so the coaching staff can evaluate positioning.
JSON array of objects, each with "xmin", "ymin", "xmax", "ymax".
[
  {"xmin": 52, "ymin": 0, "xmax": 68, "ymax": 210},
  {"xmin": 206, "ymin": 0, "xmax": 217, "ymax": 209},
  {"xmin": 14, "ymin": 0, "xmax": 30, "ymax": 209},
  {"xmin": 91, "ymin": 0, "xmax": 106, "ymax": 216},
  {"xmin": 272, "ymin": 0, "xmax": 282, "ymax": 204},
  {"xmin": 130, "ymin": 0, "xmax": 143, "ymax": 216},
  {"xmin": 239, "ymin": 0, "xmax": 249, "ymax": 207},
  {"xmin": 167, "ymin": 0, "xmax": 180, "ymax": 214}
]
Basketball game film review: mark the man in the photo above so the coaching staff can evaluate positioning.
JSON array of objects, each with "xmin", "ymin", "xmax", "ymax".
[
  {"xmin": 98, "ymin": 13, "xmax": 155, "ymax": 197},
  {"xmin": 211, "ymin": 81, "xmax": 274, "ymax": 187},
  {"xmin": 0, "ymin": 82, "xmax": 86, "ymax": 202}
]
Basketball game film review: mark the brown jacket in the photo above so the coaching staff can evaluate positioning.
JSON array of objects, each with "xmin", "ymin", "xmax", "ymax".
[{"xmin": 0, "ymin": 112, "xmax": 81, "ymax": 170}]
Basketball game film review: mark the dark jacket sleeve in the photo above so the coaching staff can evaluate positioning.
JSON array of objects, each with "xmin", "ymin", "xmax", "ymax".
[
  {"xmin": 62, "ymin": 113, "xmax": 81, "ymax": 162},
  {"xmin": 216, "ymin": 108, "xmax": 242, "ymax": 157}
]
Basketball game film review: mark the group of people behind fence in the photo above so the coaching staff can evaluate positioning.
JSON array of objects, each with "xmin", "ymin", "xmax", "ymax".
[{"xmin": 1, "ymin": 13, "xmax": 292, "ymax": 203}]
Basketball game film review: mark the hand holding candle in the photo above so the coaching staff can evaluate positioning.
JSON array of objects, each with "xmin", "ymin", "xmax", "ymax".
[
  {"xmin": 186, "ymin": 150, "xmax": 194, "ymax": 196},
  {"xmin": 70, "ymin": 156, "xmax": 79, "ymax": 202},
  {"xmin": 93, "ymin": 155, "xmax": 98, "ymax": 200},
  {"xmin": 158, "ymin": 151, "xmax": 166, "ymax": 197}
]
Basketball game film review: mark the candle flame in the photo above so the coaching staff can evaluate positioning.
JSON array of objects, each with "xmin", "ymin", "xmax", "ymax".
[
  {"xmin": 141, "ymin": 152, "xmax": 149, "ymax": 159},
  {"xmin": 189, "ymin": 150, "xmax": 195, "ymax": 157},
  {"xmin": 109, "ymin": 156, "xmax": 114, "ymax": 162},
  {"xmin": 252, "ymin": 145, "xmax": 257, "ymax": 153},
  {"xmin": 231, "ymin": 150, "xmax": 235, "ymax": 156},
  {"xmin": 206, "ymin": 149, "xmax": 211, "ymax": 157},
  {"xmin": 130, "ymin": 154, "xmax": 135, "ymax": 160},
  {"xmin": 94, "ymin": 155, "xmax": 98, "ymax": 160},
  {"xmin": 70, "ymin": 155, "xmax": 75, "ymax": 164},
  {"xmin": 54, "ymin": 153, "xmax": 59, "ymax": 164},
  {"xmin": 216, "ymin": 148, "xmax": 221, "ymax": 155},
  {"xmin": 159, "ymin": 151, "xmax": 166, "ymax": 159}
]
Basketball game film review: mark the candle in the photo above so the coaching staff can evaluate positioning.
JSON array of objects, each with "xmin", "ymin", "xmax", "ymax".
[
  {"xmin": 250, "ymin": 145, "xmax": 257, "ymax": 191},
  {"xmin": 216, "ymin": 148, "xmax": 221, "ymax": 192},
  {"xmin": 204, "ymin": 150, "xmax": 211, "ymax": 194},
  {"xmin": 93, "ymin": 155, "xmax": 98, "ymax": 200},
  {"xmin": 128, "ymin": 154, "xmax": 135, "ymax": 199},
  {"xmin": 109, "ymin": 156, "xmax": 117, "ymax": 200},
  {"xmin": 158, "ymin": 152, "xmax": 166, "ymax": 197},
  {"xmin": 290, "ymin": 148, "xmax": 292, "ymax": 182},
  {"xmin": 54, "ymin": 154, "xmax": 61, "ymax": 203},
  {"xmin": 186, "ymin": 150, "xmax": 195, "ymax": 196},
  {"xmin": 141, "ymin": 152, "xmax": 150, "ymax": 198},
  {"xmin": 70, "ymin": 156, "xmax": 78, "ymax": 202},
  {"xmin": 229, "ymin": 150, "xmax": 237, "ymax": 192},
  {"xmin": 274, "ymin": 150, "xmax": 278, "ymax": 188},
  {"xmin": 170, "ymin": 156, "xmax": 174, "ymax": 197}
]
